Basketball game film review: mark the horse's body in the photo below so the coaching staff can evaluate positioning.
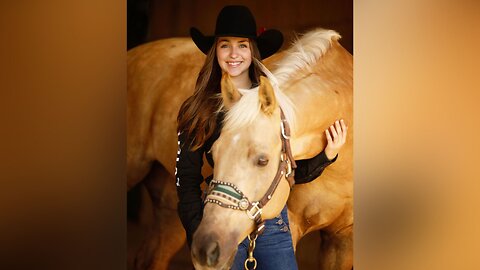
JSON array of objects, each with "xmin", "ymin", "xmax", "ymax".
[{"xmin": 128, "ymin": 29, "xmax": 352, "ymax": 269}]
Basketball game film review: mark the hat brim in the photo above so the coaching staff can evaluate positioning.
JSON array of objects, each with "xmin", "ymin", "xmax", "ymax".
[
  {"xmin": 190, "ymin": 27, "xmax": 215, "ymax": 55},
  {"xmin": 190, "ymin": 27, "xmax": 283, "ymax": 59},
  {"xmin": 256, "ymin": 29, "xmax": 283, "ymax": 59}
]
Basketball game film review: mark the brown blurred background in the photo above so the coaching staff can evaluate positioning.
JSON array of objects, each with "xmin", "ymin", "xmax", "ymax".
[{"xmin": 127, "ymin": 0, "xmax": 352, "ymax": 269}]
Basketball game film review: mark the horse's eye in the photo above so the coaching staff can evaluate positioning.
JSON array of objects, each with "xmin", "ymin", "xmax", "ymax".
[{"xmin": 257, "ymin": 155, "xmax": 269, "ymax": 166}]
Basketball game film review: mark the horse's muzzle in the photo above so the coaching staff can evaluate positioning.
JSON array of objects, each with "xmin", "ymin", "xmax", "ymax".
[{"xmin": 192, "ymin": 231, "xmax": 239, "ymax": 270}]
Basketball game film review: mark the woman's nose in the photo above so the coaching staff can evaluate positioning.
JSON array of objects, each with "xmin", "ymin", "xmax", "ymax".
[{"xmin": 229, "ymin": 48, "xmax": 238, "ymax": 58}]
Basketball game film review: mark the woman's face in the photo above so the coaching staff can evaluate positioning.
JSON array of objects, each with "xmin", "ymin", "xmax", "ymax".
[{"xmin": 216, "ymin": 37, "xmax": 252, "ymax": 80}]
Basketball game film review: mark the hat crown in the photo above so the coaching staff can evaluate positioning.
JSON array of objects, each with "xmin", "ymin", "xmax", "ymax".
[
  {"xmin": 214, "ymin": 5, "xmax": 257, "ymax": 38},
  {"xmin": 190, "ymin": 5, "xmax": 283, "ymax": 59}
]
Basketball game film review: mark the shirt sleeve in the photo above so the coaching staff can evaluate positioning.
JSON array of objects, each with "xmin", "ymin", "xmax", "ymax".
[
  {"xmin": 294, "ymin": 150, "xmax": 338, "ymax": 184},
  {"xmin": 175, "ymin": 131, "xmax": 205, "ymax": 247}
]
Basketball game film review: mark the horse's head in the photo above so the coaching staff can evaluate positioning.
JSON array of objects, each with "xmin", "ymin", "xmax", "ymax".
[{"xmin": 191, "ymin": 73, "xmax": 295, "ymax": 270}]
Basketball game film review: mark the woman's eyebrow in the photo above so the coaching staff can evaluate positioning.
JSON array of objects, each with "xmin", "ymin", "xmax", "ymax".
[{"xmin": 217, "ymin": 39, "xmax": 248, "ymax": 43}]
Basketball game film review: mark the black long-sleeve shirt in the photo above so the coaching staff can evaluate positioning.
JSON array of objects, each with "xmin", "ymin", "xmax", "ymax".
[{"xmin": 175, "ymin": 113, "xmax": 337, "ymax": 247}]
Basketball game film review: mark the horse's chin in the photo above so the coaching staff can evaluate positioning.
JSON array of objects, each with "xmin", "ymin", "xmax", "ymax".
[
  {"xmin": 192, "ymin": 246, "xmax": 237, "ymax": 270},
  {"xmin": 216, "ymin": 250, "xmax": 237, "ymax": 270}
]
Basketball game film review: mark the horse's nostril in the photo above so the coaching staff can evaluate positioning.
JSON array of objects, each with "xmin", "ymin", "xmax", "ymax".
[{"xmin": 206, "ymin": 241, "xmax": 220, "ymax": 267}]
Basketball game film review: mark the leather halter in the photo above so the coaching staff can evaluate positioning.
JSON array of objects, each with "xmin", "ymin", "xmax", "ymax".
[{"xmin": 204, "ymin": 109, "xmax": 296, "ymax": 237}]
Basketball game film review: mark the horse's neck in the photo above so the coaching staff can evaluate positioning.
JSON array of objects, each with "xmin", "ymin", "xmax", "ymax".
[
  {"xmin": 288, "ymin": 86, "xmax": 337, "ymax": 160},
  {"xmin": 284, "ymin": 41, "xmax": 353, "ymax": 160}
]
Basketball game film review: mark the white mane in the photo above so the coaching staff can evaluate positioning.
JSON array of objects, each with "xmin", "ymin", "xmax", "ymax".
[
  {"xmin": 274, "ymin": 28, "xmax": 340, "ymax": 85},
  {"xmin": 222, "ymin": 28, "xmax": 340, "ymax": 134}
]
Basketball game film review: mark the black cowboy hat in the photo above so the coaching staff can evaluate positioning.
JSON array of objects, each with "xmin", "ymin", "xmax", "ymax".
[{"xmin": 190, "ymin": 5, "xmax": 283, "ymax": 59}]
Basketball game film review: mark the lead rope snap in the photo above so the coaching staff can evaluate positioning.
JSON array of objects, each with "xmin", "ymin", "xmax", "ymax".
[{"xmin": 244, "ymin": 234, "xmax": 258, "ymax": 269}]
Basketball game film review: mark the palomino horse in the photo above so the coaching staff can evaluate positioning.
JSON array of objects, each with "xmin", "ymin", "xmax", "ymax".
[{"xmin": 127, "ymin": 28, "xmax": 352, "ymax": 269}]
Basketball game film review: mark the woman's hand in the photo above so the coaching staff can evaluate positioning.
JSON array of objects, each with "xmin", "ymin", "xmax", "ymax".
[{"xmin": 325, "ymin": 119, "xmax": 348, "ymax": 160}]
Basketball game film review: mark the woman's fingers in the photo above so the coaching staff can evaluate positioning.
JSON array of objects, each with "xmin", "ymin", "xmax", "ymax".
[
  {"xmin": 327, "ymin": 119, "xmax": 348, "ymax": 145},
  {"xmin": 340, "ymin": 119, "xmax": 347, "ymax": 132},
  {"xmin": 329, "ymin": 123, "xmax": 338, "ymax": 141},
  {"xmin": 340, "ymin": 119, "xmax": 347, "ymax": 143},
  {"xmin": 334, "ymin": 120, "xmax": 342, "ymax": 141},
  {"xmin": 326, "ymin": 129, "xmax": 333, "ymax": 144},
  {"xmin": 326, "ymin": 119, "xmax": 348, "ymax": 147}
]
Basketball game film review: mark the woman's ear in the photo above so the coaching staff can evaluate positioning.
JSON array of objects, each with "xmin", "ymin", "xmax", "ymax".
[
  {"xmin": 259, "ymin": 76, "xmax": 277, "ymax": 115},
  {"xmin": 221, "ymin": 72, "xmax": 241, "ymax": 109}
]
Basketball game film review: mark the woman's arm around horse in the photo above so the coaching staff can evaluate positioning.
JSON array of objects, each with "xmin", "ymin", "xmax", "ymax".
[{"xmin": 294, "ymin": 119, "xmax": 348, "ymax": 184}]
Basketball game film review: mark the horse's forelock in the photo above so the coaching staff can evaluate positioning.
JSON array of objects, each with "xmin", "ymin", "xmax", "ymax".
[
  {"xmin": 222, "ymin": 86, "xmax": 296, "ymax": 133},
  {"xmin": 273, "ymin": 29, "xmax": 341, "ymax": 85},
  {"xmin": 222, "ymin": 89, "xmax": 260, "ymax": 132}
]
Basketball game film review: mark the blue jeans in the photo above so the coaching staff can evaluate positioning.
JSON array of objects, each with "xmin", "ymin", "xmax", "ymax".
[{"xmin": 230, "ymin": 205, "xmax": 298, "ymax": 270}]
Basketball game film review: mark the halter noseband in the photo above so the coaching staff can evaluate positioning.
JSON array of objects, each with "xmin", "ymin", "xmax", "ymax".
[{"xmin": 204, "ymin": 109, "xmax": 297, "ymax": 236}]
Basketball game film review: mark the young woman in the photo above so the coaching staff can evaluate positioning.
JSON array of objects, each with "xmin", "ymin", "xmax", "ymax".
[{"xmin": 175, "ymin": 5, "xmax": 347, "ymax": 269}]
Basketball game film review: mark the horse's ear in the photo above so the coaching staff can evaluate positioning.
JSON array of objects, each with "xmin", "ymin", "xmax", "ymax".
[
  {"xmin": 259, "ymin": 76, "xmax": 277, "ymax": 115},
  {"xmin": 221, "ymin": 72, "xmax": 241, "ymax": 109}
]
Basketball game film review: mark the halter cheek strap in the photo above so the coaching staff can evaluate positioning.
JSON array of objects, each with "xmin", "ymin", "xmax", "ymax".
[{"xmin": 281, "ymin": 110, "xmax": 297, "ymax": 185}]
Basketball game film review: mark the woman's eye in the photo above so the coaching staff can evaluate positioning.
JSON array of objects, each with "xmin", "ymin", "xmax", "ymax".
[
  {"xmin": 220, "ymin": 44, "xmax": 228, "ymax": 48},
  {"xmin": 239, "ymin": 44, "xmax": 247, "ymax": 48}
]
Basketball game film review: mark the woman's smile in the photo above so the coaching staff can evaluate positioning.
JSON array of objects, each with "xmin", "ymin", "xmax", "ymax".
[
  {"xmin": 216, "ymin": 37, "xmax": 252, "ymax": 81},
  {"xmin": 226, "ymin": 61, "xmax": 242, "ymax": 68}
]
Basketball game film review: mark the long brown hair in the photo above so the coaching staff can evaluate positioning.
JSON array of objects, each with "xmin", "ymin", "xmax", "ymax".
[{"xmin": 177, "ymin": 38, "xmax": 264, "ymax": 150}]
